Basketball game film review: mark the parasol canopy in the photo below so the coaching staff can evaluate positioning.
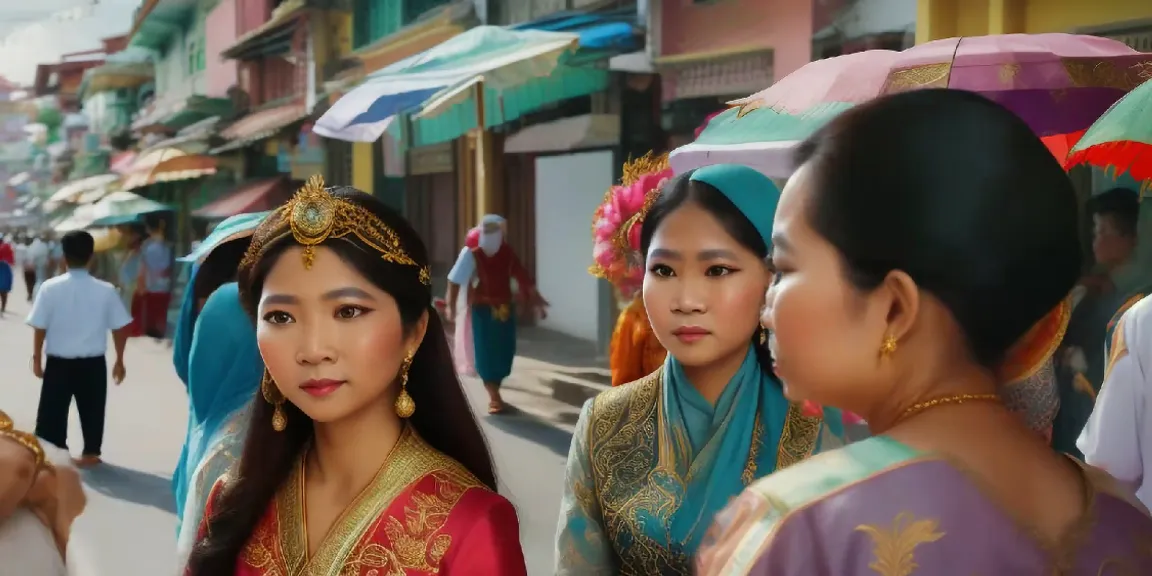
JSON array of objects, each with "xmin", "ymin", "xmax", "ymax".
[
  {"xmin": 88, "ymin": 191, "xmax": 174, "ymax": 227},
  {"xmin": 671, "ymin": 50, "xmax": 900, "ymax": 178},
  {"xmin": 883, "ymin": 33, "xmax": 1151, "ymax": 136},
  {"xmin": 1065, "ymin": 78, "xmax": 1152, "ymax": 192}
]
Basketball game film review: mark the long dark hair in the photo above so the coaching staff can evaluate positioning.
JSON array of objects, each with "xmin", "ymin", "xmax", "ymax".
[
  {"xmin": 639, "ymin": 172, "xmax": 775, "ymax": 373},
  {"xmin": 192, "ymin": 237, "xmax": 250, "ymax": 304},
  {"xmin": 187, "ymin": 187, "xmax": 496, "ymax": 575},
  {"xmin": 794, "ymin": 89, "xmax": 1082, "ymax": 368}
]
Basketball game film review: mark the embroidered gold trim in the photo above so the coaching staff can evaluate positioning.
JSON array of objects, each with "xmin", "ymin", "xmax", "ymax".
[{"xmin": 251, "ymin": 426, "xmax": 484, "ymax": 575}]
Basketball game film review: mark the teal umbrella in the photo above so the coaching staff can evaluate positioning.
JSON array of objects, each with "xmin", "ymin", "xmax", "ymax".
[
  {"xmin": 179, "ymin": 211, "xmax": 270, "ymax": 263},
  {"xmin": 88, "ymin": 190, "xmax": 173, "ymax": 227}
]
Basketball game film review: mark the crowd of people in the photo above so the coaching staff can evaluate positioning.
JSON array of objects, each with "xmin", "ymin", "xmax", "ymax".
[{"xmin": 1, "ymin": 88, "xmax": 1150, "ymax": 575}]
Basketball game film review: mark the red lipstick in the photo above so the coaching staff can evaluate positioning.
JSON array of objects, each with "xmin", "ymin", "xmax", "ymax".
[
  {"xmin": 299, "ymin": 379, "xmax": 346, "ymax": 397},
  {"xmin": 671, "ymin": 325, "xmax": 711, "ymax": 343}
]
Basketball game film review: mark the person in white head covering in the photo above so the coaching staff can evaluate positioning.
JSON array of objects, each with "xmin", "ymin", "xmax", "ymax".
[{"xmin": 445, "ymin": 215, "xmax": 549, "ymax": 413}]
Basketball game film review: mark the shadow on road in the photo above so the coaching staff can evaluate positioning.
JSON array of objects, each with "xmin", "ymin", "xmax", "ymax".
[
  {"xmin": 484, "ymin": 408, "xmax": 573, "ymax": 457},
  {"xmin": 81, "ymin": 462, "xmax": 176, "ymax": 514}
]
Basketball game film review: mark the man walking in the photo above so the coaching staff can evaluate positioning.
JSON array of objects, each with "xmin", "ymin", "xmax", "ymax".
[
  {"xmin": 445, "ymin": 214, "xmax": 549, "ymax": 413},
  {"xmin": 27, "ymin": 230, "xmax": 131, "ymax": 467}
]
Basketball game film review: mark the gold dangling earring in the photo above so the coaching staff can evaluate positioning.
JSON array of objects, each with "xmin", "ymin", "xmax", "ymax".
[
  {"xmin": 261, "ymin": 370, "xmax": 288, "ymax": 432},
  {"xmin": 759, "ymin": 325, "xmax": 768, "ymax": 346},
  {"xmin": 879, "ymin": 335, "xmax": 898, "ymax": 358},
  {"xmin": 394, "ymin": 350, "xmax": 416, "ymax": 418}
]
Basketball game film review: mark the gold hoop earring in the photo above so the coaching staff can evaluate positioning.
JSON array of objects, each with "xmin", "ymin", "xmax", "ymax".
[
  {"xmin": 261, "ymin": 370, "xmax": 288, "ymax": 432},
  {"xmin": 394, "ymin": 350, "xmax": 416, "ymax": 418},
  {"xmin": 879, "ymin": 335, "xmax": 898, "ymax": 358}
]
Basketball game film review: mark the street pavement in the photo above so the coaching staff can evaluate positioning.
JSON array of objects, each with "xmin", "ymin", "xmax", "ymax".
[{"xmin": 0, "ymin": 294, "xmax": 572, "ymax": 576}]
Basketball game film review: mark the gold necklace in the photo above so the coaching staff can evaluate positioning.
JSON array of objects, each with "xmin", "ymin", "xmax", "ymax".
[{"xmin": 897, "ymin": 393, "xmax": 1000, "ymax": 423}]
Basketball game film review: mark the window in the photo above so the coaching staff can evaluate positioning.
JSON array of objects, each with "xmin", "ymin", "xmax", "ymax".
[{"xmin": 187, "ymin": 36, "xmax": 206, "ymax": 74}]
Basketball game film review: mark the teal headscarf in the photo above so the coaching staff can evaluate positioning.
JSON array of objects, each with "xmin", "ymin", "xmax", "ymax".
[
  {"xmin": 172, "ymin": 212, "xmax": 268, "ymax": 531},
  {"xmin": 656, "ymin": 164, "xmax": 841, "ymax": 554}
]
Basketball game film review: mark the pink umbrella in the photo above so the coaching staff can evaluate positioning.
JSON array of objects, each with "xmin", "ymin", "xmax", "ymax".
[
  {"xmin": 883, "ymin": 33, "xmax": 1152, "ymax": 136},
  {"xmin": 672, "ymin": 50, "xmax": 900, "ymax": 178}
]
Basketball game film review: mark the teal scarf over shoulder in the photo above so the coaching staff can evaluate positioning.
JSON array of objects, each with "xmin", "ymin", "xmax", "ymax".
[{"xmin": 661, "ymin": 346, "xmax": 841, "ymax": 553}]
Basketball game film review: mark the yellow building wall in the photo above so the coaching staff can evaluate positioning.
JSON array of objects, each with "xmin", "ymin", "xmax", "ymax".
[
  {"xmin": 352, "ymin": 142, "xmax": 374, "ymax": 192},
  {"xmin": 917, "ymin": 0, "xmax": 1152, "ymax": 43}
]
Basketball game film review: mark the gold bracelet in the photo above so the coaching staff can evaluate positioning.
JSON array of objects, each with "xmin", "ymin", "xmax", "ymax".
[{"xmin": 0, "ymin": 427, "xmax": 47, "ymax": 471}]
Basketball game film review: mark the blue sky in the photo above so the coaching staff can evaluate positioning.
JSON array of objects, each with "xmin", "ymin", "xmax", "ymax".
[{"xmin": 0, "ymin": 0, "xmax": 138, "ymax": 85}]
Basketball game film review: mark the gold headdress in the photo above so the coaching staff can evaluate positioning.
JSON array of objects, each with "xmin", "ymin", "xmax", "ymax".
[{"xmin": 243, "ymin": 175, "xmax": 431, "ymax": 285}]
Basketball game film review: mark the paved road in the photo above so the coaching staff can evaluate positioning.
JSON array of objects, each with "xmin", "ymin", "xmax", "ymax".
[{"xmin": 0, "ymin": 295, "xmax": 571, "ymax": 576}]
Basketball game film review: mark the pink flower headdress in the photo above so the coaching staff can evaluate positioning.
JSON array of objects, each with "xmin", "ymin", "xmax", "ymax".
[{"xmin": 589, "ymin": 152, "xmax": 673, "ymax": 298}]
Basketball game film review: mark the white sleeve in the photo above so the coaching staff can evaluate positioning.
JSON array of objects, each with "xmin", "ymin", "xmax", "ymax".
[
  {"xmin": 447, "ymin": 248, "xmax": 475, "ymax": 286},
  {"xmin": 25, "ymin": 284, "xmax": 51, "ymax": 329},
  {"xmin": 1077, "ymin": 320, "xmax": 1145, "ymax": 486},
  {"xmin": 105, "ymin": 287, "xmax": 133, "ymax": 330}
]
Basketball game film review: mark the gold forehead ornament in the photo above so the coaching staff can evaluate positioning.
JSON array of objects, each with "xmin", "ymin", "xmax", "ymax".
[{"xmin": 268, "ymin": 174, "xmax": 431, "ymax": 285}]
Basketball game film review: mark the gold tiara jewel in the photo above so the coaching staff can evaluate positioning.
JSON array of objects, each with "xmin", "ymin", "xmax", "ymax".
[{"xmin": 247, "ymin": 175, "xmax": 431, "ymax": 285}]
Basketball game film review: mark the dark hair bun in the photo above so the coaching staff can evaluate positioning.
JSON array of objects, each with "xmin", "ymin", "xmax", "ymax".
[{"xmin": 796, "ymin": 89, "xmax": 1082, "ymax": 367}]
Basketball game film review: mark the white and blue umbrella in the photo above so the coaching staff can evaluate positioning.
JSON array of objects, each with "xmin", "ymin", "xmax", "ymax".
[{"xmin": 314, "ymin": 26, "xmax": 580, "ymax": 143}]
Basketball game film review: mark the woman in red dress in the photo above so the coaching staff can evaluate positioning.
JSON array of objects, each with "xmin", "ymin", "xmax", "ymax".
[{"xmin": 186, "ymin": 176, "xmax": 527, "ymax": 576}]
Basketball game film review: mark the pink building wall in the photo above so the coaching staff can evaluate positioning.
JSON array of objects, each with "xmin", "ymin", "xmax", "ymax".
[
  {"xmin": 205, "ymin": 0, "xmax": 240, "ymax": 97},
  {"xmin": 660, "ymin": 0, "xmax": 814, "ymax": 81}
]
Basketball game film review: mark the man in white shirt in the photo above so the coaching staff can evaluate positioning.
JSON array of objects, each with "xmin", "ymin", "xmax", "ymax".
[
  {"xmin": 27, "ymin": 231, "xmax": 132, "ymax": 467},
  {"xmin": 1077, "ymin": 294, "xmax": 1152, "ymax": 508}
]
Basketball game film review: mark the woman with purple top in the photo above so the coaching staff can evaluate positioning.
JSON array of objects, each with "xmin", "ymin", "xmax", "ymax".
[{"xmin": 697, "ymin": 90, "xmax": 1152, "ymax": 576}]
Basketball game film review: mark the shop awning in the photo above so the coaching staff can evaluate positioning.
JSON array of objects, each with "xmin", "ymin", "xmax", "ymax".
[
  {"xmin": 6, "ymin": 172, "xmax": 29, "ymax": 187},
  {"xmin": 110, "ymin": 151, "xmax": 137, "ymax": 174},
  {"xmin": 140, "ymin": 116, "xmax": 221, "ymax": 155},
  {"xmin": 149, "ymin": 155, "xmax": 218, "ymax": 184},
  {"xmin": 513, "ymin": 10, "xmax": 639, "ymax": 51},
  {"xmin": 88, "ymin": 190, "xmax": 173, "ymax": 227},
  {"xmin": 221, "ymin": 0, "xmax": 307, "ymax": 59},
  {"xmin": 47, "ymin": 174, "xmax": 121, "ymax": 204},
  {"xmin": 314, "ymin": 26, "xmax": 581, "ymax": 143},
  {"xmin": 211, "ymin": 103, "xmax": 309, "ymax": 154},
  {"xmin": 192, "ymin": 177, "xmax": 288, "ymax": 219},
  {"xmin": 121, "ymin": 150, "xmax": 217, "ymax": 191},
  {"xmin": 658, "ymin": 47, "xmax": 774, "ymax": 102},
  {"xmin": 504, "ymin": 114, "xmax": 619, "ymax": 153}
]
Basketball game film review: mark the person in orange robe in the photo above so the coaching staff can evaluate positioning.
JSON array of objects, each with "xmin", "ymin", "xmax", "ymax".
[
  {"xmin": 185, "ymin": 178, "xmax": 526, "ymax": 576},
  {"xmin": 609, "ymin": 296, "xmax": 666, "ymax": 386},
  {"xmin": 590, "ymin": 153, "xmax": 672, "ymax": 387}
]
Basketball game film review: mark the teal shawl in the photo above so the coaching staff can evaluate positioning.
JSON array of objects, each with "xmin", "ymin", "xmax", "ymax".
[
  {"xmin": 662, "ymin": 347, "xmax": 841, "ymax": 553},
  {"xmin": 172, "ymin": 212, "xmax": 268, "ymax": 531}
]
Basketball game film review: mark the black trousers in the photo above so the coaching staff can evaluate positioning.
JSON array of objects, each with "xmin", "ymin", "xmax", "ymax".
[
  {"xmin": 35, "ymin": 355, "xmax": 107, "ymax": 456},
  {"xmin": 23, "ymin": 268, "xmax": 35, "ymax": 300}
]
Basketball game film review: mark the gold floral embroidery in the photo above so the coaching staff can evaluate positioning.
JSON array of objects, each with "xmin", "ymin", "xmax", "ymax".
[
  {"xmin": 586, "ymin": 369, "xmax": 824, "ymax": 575},
  {"xmin": 741, "ymin": 417, "xmax": 765, "ymax": 485},
  {"xmin": 998, "ymin": 63, "xmax": 1021, "ymax": 84},
  {"xmin": 775, "ymin": 403, "xmax": 821, "ymax": 471},
  {"xmin": 855, "ymin": 512, "xmax": 944, "ymax": 576},
  {"xmin": 379, "ymin": 474, "xmax": 466, "ymax": 571},
  {"xmin": 242, "ymin": 427, "xmax": 485, "ymax": 576},
  {"xmin": 241, "ymin": 519, "xmax": 290, "ymax": 575},
  {"xmin": 1062, "ymin": 59, "xmax": 1152, "ymax": 91},
  {"xmin": 884, "ymin": 63, "xmax": 951, "ymax": 93}
]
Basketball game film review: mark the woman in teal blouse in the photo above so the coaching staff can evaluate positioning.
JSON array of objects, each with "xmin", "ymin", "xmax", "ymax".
[{"xmin": 554, "ymin": 164, "xmax": 846, "ymax": 575}]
